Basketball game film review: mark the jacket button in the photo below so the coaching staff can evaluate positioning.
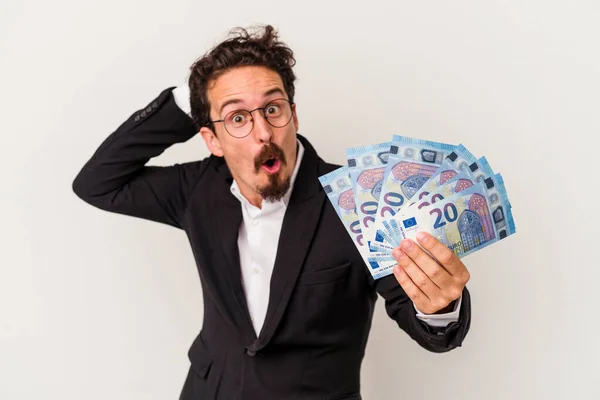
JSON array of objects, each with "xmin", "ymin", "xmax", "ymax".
[{"xmin": 246, "ymin": 349, "xmax": 256, "ymax": 357}]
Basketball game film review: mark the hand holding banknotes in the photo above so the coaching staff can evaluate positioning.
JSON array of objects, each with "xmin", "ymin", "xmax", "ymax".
[
  {"xmin": 392, "ymin": 232, "xmax": 470, "ymax": 314},
  {"xmin": 319, "ymin": 134, "xmax": 515, "ymax": 286}
]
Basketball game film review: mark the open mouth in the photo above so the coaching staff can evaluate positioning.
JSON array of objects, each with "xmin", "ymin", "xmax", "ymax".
[{"xmin": 262, "ymin": 157, "xmax": 281, "ymax": 174}]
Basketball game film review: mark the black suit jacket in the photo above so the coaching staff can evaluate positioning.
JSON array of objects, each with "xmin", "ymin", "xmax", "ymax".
[{"xmin": 72, "ymin": 87, "xmax": 471, "ymax": 400}]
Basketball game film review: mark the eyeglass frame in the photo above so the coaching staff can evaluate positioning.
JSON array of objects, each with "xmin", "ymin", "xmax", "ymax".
[{"xmin": 207, "ymin": 98, "xmax": 295, "ymax": 139}]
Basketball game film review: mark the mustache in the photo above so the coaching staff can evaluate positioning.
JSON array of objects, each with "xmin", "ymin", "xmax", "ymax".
[{"xmin": 254, "ymin": 143, "xmax": 287, "ymax": 172}]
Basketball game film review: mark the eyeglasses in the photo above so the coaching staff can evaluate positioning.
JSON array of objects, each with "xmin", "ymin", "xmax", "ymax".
[{"xmin": 209, "ymin": 98, "xmax": 294, "ymax": 138}]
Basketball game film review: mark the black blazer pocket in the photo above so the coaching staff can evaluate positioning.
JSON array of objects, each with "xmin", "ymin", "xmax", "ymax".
[
  {"xmin": 188, "ymin": 333, "xmax": 212, "ymax": 379},
  {"xmin": 297, "ymin": 261, "xmax": 352, "ymax": 286}
]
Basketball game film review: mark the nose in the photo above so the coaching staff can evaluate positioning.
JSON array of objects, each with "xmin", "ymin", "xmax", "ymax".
[{"xmin": 250, "ymin": 109, "xmax": 273, "ymax": 143}]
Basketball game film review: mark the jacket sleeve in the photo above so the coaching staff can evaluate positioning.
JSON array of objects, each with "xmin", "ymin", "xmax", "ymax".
[
  {"xmin": 370, "ymin": 274, "xmax": 471, "ymax": 353},
  {"xmin": 72, "ymin": 86, "xmax": 207, "ymax": 229}
]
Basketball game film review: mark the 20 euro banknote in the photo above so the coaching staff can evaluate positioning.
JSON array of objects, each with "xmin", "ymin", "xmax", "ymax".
[
  {"xmin": 318, "ymin": 165, "xmax": 398, "ymax": 279},
  {"xmin": 346, "ymin": 141, "xmax": 392, "ymax": 247},
  {"xmin": 376, "ymin": 136, "xmax": 456, "ymax": 221},
  {"xmin": 407, "ymin": 144, "xmax": 478, "ymax": 207},
  {"xmin": 408, "ymin": 157, "xmax": 497, "ymax": 211},
  {"xmin": 374, "ymin": 173, "xmax": 516, "ymax": 258}
]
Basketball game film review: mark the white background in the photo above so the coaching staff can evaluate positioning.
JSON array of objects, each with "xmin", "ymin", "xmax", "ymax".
[{"xmin": 2, "ymin": 1, "xmax": 599, "ymax": 399}]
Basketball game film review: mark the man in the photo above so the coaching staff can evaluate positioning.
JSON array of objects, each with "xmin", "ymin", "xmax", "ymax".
[{"xmin": 73, "ymin": 25, "xmax": 471, "ymax": 400}]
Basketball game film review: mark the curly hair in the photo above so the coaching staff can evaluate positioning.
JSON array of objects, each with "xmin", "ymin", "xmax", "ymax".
[{"xmin": 188, "ymin": 24, "xmax": 297, "ymax": 132}]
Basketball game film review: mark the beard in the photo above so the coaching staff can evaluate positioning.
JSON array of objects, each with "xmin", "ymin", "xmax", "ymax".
[
  {"xmin": 259, "ymin": 173, "xmax": 291, "ymax": 202},
  {"xmin": 254, "ymin": 143, "xmax": 291, "ymax": 202}
]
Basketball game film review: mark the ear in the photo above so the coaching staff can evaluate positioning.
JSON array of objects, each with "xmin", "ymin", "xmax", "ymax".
[
  {"xmin": 200, "ymin": 127, "xmax": 224, "ymax": 157},
  {"xmin": 292, "ymin": 103, "xmax": 299, "ymax": 132}
]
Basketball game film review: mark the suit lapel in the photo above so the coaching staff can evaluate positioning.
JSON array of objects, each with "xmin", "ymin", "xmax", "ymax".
[
  {"xmin": 211, "ymin": 161, "xmax": 257, "ymax": 342},
  {"xmin": 256, "ymin": 136, "xmax": 326, "ymax": 348}
]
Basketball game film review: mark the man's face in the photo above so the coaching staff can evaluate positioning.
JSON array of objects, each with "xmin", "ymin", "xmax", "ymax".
[{"xmin": 200, "ymin": 66, "xmax": 299, "ymax": 206}]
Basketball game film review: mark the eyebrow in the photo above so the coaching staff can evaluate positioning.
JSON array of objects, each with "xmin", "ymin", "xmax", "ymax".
[{"xmin": 218, "ymin": 88, "xmax": 286, "ymax": 116}]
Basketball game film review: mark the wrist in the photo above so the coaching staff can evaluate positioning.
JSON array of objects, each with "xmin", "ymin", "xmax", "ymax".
[
  {"xmin": 172, "ymin": 84, "xmax": 191, "ymax": 116},
  {"xmin": 435, "ymin": 300, "xmax": 456, "ymax": 314}
]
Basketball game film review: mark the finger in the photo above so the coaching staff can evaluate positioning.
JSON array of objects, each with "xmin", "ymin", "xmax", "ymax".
[
  {"xmin": 416, "ymin": 232, "xmax": 470, "ymax": 280},
  {"xmin": 393, "ymin": 247, "xmax": 443, "ymax": 300},
  {"xmin": 392, "ymin": 263, "xmax": 431, "ymax": 311},
  {"xmin": 399, "ymin": 238, "xmax": 452, "ymax": 288}
]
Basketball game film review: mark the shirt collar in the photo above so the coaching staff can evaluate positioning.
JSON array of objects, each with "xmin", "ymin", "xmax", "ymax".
[{"xmin": 230, "ymin": 138, "xmax": 305, "ymax": 208}]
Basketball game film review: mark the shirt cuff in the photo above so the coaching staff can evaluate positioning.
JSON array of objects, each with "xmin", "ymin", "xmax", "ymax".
[
  {"xmin": 172, "ymin": 84, "xmax": 191, "ymax": 116},
  {"xmin": 414, "ymin": 294, "xmax": 462, "ymax": 328}
]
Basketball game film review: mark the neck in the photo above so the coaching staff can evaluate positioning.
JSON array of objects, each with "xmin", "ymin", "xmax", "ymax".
[{"xmin": 246, "ymin": 191, "xmax": 263, "ymax": 209}]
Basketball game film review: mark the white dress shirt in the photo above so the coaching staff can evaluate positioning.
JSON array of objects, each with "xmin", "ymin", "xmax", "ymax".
[
  {"xmin": 172, "ymin": 85, "xmax": 460, "ymax": 334},
  {"xmin": 230, "ymin": 140, "xmax": 305, "ymax": 333}
]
